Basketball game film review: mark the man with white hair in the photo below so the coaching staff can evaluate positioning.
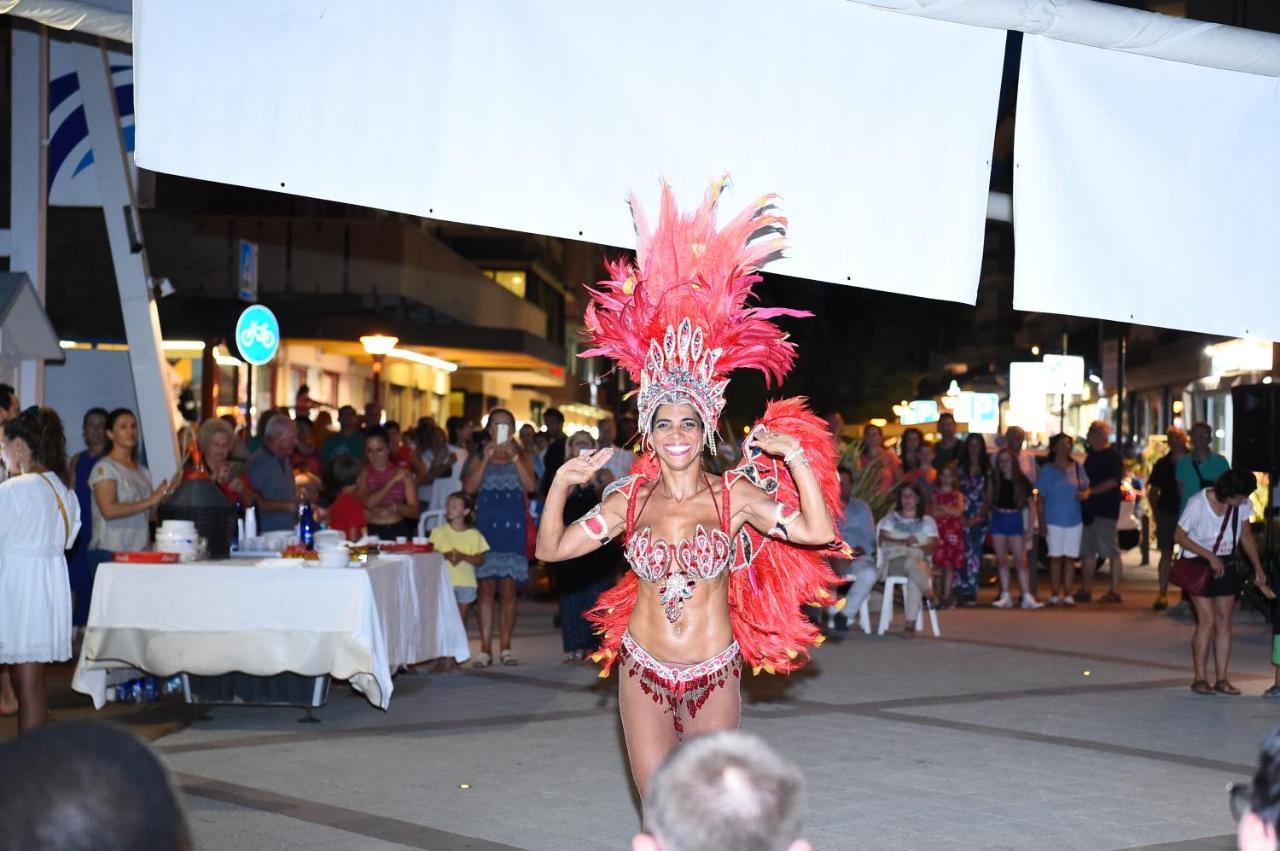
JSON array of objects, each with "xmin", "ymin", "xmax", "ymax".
[
  {"xmin": 248, "ymin": 412, "xmax": 300, "ymax": 532},
  {"xmin": 633, "ymin": 731, "xmax": 811, "ymax": 851},
  {"xmin": 1076, "ymin": 419, "xmax": 1125, "ymax": 603}
]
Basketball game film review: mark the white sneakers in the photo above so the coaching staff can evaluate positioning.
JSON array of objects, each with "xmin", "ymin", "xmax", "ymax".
[{"xmin": 991, "ymin": 592, "xmax": 1043, "ymax": 610}]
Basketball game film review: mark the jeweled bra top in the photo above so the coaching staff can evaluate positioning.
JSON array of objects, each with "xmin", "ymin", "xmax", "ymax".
[{"xmin": 622, "ymin": 476, "xmax": 733, "ymax": 623}]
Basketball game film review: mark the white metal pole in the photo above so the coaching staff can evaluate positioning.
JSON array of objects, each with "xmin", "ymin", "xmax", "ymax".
[
  {"xmin": 72, "ymin": 39, "xmax": 180, "ymax": 482},
  {"xmin": 10, "ymin": 24, "xmax": 48, "ymax": 404}
]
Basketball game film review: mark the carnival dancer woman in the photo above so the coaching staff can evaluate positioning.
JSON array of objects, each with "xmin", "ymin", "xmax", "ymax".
[{"xmin": 535, "ymin": 179, "xmax": 844, "ymax": 796}]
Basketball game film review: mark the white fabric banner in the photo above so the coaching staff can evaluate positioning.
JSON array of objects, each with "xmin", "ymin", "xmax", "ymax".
[
  {"xmin": 1014, "ymin": 35, "xmax": 1280, "ymax": 341},
  {"xmin": 133, "ymin": 0, "xmax": 1005, "ymax": 303}
]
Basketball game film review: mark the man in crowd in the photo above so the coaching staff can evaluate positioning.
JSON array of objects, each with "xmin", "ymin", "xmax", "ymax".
[
  {"xmin": 249, "ymin": 414, "xmax": 300, "ymax": 532},
  {"xmin": 1004, "ymin": 425, "xmax": 1040, "ymax": 584},
  {"xmin": 1238, "ymin": 726, "xmax": 1280, "ymax": 851},
  {"xmin": 1076, "ymin": 420, "xmax": 1125, "ymax": 604},
  {"xmin": 0, "ymin": 723, "xmax": 192, "ymax": 851},
  {"xmin": 1147, "ymin": 426, "xmax": 1188, "ymax": 611},
  {"xmin": 633, "ymin": 731, "xmax": 811, "ymax": 851},
  {"xmin": 832, "ymin": 466, "xmax": 877, "ymax": 633},
  {"xmin": 321, "ymin": 405, "xmax": 364, "ymax": 465},
  {"xmin": 363, "ymin": 401, "xmax": 383, "ymax": 429},
  {"xmin": 294, "ymin": 383, "xmax": 313, "ymax": 420},
  {"xmin": 598, "ymin": 415, "xmax": 636, "ymax": 481},
  {"xmin": 933, "ymin": 412, "xmax": 964, "ymax": 471},
  {"xmin": 539, "ymin": 407, "xmax": 567, "ymax": 498},
  {"xmin": 1177, "ymin": 420, "xmax": 1230, "ymax": 513}
]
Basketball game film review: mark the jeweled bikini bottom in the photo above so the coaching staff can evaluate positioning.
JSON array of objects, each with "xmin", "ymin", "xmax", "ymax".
[{"xmin": 620, "ymin": 631, "xmax": 741, "ymax": 739}]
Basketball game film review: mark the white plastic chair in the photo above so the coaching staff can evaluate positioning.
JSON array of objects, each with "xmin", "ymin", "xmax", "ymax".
[
  {"xmin": 417, "ymin": 509, "xmax": 446, "ymax": 537},
  {"xmin": 877, "ymin": 575, "xmax": 941, "ymax": 637}
]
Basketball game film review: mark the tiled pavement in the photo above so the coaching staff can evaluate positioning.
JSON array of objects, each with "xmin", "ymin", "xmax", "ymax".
[{"xmin": 29, "ymin": 553, "xmax": 1280, "ymax": 849}]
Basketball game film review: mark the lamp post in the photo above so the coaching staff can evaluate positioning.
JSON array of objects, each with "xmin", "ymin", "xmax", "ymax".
[{"xmin": 360, "ymin": 334, "xmax": 399, "ymax": 410}]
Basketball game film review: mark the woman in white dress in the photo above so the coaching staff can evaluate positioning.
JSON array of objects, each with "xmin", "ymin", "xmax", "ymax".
[{"xmin": 0, "ymin": 406, "xmax": 81, "ymax": 732}]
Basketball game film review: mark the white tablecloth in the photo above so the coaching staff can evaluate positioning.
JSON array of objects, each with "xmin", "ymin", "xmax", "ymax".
[{"xmin": 71, "ymin": 552, "xmax": 467, "ymax": 710}]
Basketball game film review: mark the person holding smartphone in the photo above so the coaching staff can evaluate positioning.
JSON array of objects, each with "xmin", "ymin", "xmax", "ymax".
[{"xmin": 462, "ymin": 408, "xmax": 538, "ymax": 667}]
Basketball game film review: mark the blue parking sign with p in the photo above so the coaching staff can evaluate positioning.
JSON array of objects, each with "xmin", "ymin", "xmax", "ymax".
[{"xmin": 235, "ymin": 305, "xmax": 280, "ymax": 366}]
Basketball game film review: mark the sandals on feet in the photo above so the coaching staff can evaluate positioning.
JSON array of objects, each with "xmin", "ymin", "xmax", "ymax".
[
  {"xmin": 472, "ymin": 652, "xmax": 492, "ymax": 669},
  {"xmin": 500, "ymin": 649, "xmax": 518, "ymax": 666},
  {"xmin": 1214, "ymin": 680, "xmax": 1241, "ymax": 696},
  {"xmin": 1190, "ymin": 679, "xmax": 1214, "ymax": 695}
]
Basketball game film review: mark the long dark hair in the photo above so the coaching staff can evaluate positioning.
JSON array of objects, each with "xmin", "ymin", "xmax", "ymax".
[
  {"xmin": 900, "ymin": 427, "xmax": 923, "ymax": 471},
  {"xmin": 3, "ymin": 407, "xmax": 70, "ymax": 485},
  {"xmin": 104, "ymin": 408, "xmax": 140, "ymax": 462},
  {"xmin": 993, "ymin": 448, "xmax": 1030, "ymax": 507},
  {"xmin": 962, "ymin": 433, "xmax": 989, "ymax": 478}
]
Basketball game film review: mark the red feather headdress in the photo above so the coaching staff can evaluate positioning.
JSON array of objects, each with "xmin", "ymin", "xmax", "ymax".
[{"xmin": 581, "ymin": 177, "xmax": 811, "ymax": 448}]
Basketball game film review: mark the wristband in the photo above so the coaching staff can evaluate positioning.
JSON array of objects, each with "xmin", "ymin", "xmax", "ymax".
[{"xmin": 783, "ymin": 447, "xmax": 806, "ymax": 465}]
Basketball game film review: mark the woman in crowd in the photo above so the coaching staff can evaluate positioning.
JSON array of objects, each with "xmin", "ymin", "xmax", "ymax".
[
  {"xmin": 463, "ymin": 408, "xmax": 538, "ymax": 667},
  {"xmin": 956, "ymin": 433, "xmax": 992, "ymax": 608},
  {"xmin": 519, "ymin": 422, "xmax": 545, "ymax": 483},
  {"xmin": 990, "ymin": 448, "xmax": 1042, "ymax": 609},
  {"xmin": 198, "ymin": 417, "xmax": 255, "ymax": 505},
  {"xmin": 0, "ymin": 407, "xmax": 81, "ymax": 731},
  {"xmin": 552, "ymin": 431, "xmax": 619, "ymax": 662},
  {"xmin": 421, "ymin": 425, "xmax": 461, "ymax": 512},
  {"xmin": 899, "ymin": 427, "xmax": 923, "ymax": 479},
  {"xmin": 859, "ymin": 422, "xmax": 902, "ymax": 497},
  {"xmin": 384, "ymin": 420, "xmax": 428, "ymax": 488},
  {"xmin": 66, "ymin": 407, "xmax": 107, "ymax": 627},
  {"xmin": 357, "ymin": 427, "xmax": 419, "ymax": 539},
  {"xmin": 89, "ymin": 408, "xmax": 175, "ymax": 567},
  {"xmin": 1177, "ymin": 468, "xmax": 1269, "ymax": 695},
  {"xmin": 1036, "ymin": 433, "xmax": 1088, "ymax": 607},
  {"xmin": 877, "ymin": 482, "xmax": 938, "ymax": 638}
]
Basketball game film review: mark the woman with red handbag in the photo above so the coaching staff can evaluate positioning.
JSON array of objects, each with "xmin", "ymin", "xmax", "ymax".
[{"xmin": 1173, "ymin": 468, "xmax": 1271, "ymax": 696}]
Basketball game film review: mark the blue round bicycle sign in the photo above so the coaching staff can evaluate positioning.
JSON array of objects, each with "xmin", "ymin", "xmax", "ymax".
[{"xmin": 235, "ymin": 305, "xmax": 280, "ymax": 366}]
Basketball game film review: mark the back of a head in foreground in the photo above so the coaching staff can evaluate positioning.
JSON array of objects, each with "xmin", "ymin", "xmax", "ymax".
[
  {"xmin": 1242, "ymin": 726, "xmax": 1280, "ymax": 850},
  {"xmin": 0, "ymin": 723, "xmax": 192, "ymax": 851},
  {"xmin": 641, "ymin": 731, "xmax": 809, "ymax": 851}
]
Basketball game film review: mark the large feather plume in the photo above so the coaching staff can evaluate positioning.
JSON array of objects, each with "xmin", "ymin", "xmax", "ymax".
[{"xmin": 581, "ymin": 176, "xmax": 810, "ymax": 385}]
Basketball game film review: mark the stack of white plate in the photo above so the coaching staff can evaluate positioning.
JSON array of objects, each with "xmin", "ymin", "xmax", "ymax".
[
  {"xmin": 316, "ymin": 545, "xmax": 350, "ymax": 568},
  {"xmin": 155, "ymin": 520, "xmax": 199, "ymax": 562}
]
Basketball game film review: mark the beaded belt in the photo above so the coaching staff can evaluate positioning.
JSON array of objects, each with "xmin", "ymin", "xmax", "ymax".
[{"xmin": 621, "ymin": 632, "xmax": 741, "ymax": 739}]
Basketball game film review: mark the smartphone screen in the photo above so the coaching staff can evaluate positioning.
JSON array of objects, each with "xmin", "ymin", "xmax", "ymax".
[{"xmin": 495, "ymin": 423, "xmax": 511, "ymax": 445}]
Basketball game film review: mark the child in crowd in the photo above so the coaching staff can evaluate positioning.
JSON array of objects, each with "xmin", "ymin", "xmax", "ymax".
[
  {"xmin": 907, "ymin": 444, "xmax": 938, "ymax": 504},
  {"xmin": 931, "ymin": 465, "xmax": 966, "ymax": 607},
  {"xmin": 428, "ymin": 491, "xmax": 489, "ymax": 640},
  {"xmin": 326, "ymin": 456, "xmax": 367, "ymax": 542}
]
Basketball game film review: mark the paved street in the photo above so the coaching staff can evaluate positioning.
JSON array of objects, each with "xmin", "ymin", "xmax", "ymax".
[{"xmin": 20, "ymin": 552, "xmax": 1280, "ymax": 849}]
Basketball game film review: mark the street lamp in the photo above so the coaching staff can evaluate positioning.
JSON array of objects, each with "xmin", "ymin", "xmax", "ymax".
[{"xmin": 360, "ymin": 334, "xmax": 399, "ymax": 408}]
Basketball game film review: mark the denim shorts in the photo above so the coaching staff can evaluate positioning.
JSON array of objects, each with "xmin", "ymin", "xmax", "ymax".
[
  {"xmin": 990, "ymin": 509, "xmax": 1024, "ymax": 537},
  {"xmin": 453, "ymin": 585, "xmax": 478, "ymax": 605}
]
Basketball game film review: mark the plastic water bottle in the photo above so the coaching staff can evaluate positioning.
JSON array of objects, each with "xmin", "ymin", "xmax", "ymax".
[{"xmin": 298, "ymin": 499, "xmax": 315, "ymax": 550}]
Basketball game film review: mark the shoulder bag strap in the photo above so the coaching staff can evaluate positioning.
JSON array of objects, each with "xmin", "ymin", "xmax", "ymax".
[
  {"xmin": 36, "ymin": 473, "xmax": 71, "ymax": 548},
  {"xmin": 1210, "ymin": 502, "xmax": 1233, "ymax": 555}
]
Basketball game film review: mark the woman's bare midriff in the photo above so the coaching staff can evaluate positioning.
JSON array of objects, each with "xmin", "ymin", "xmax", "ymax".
[{"xmin": 628, "ymin": 574, "xmax": 734, "ymax": 664}]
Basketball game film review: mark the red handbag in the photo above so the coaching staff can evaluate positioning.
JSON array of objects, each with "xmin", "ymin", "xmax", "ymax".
[{"xmin": 1170, "ymin": 505, "xmax": 1236, "ymax": 596}]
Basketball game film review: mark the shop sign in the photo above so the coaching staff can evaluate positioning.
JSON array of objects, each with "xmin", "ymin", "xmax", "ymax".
[
  {"xmin": 1008, "ymin": 362, "xmax": 1049, "ymax": 427},
  {"xmin": 235, "ymin": 304, "xmax": 280, "ymax": 366},
  {"xmin": 1208, "ymin": 338, "xmax": 1272, "ymax": 377},
  {"xmin": 951, "ymin": 391, "xmax": 1000, "ymax": 434},
  {"xmin": 898, "ymin": 399, "xmax": 939, "ymax": 425},
  {"xmin": 1043, "ymin": 354, "xmax": 1085, "ymax": 395}
]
